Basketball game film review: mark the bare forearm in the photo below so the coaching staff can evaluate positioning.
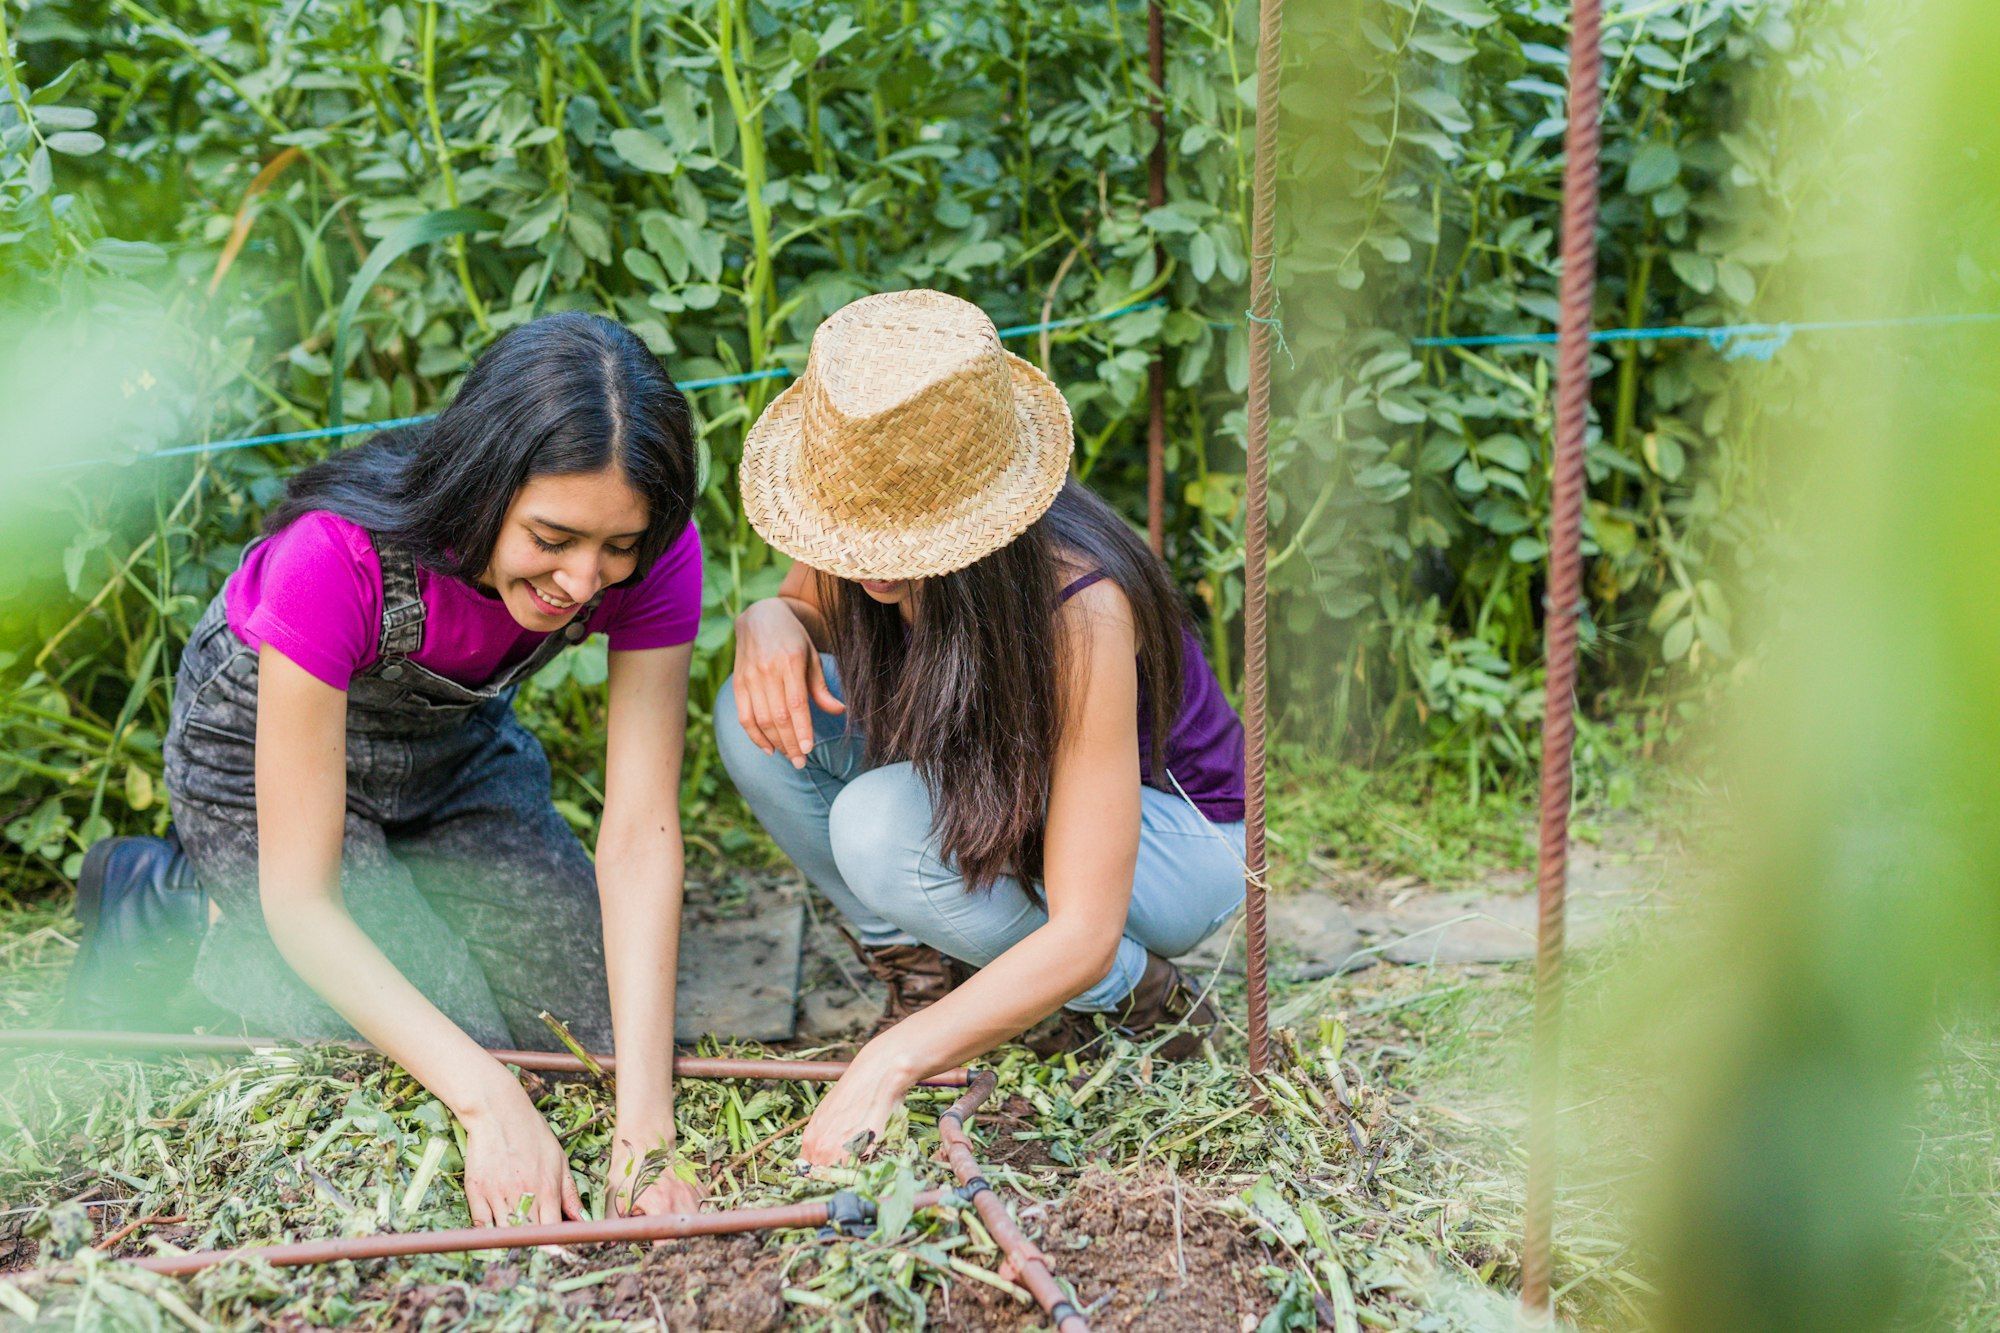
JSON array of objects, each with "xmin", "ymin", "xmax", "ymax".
[
  {"xmin": 266, "ymin": 899, "xmax": 515, "ymax": 1118},
  {"xmin": 777, "ymin": 595, "xmax": 831, "ymax": 650},
  {"xmin": 595, "ymin": 829, "xmax": 686, "ymax": 1121},
  {"xmin": 861, "ymin": 924, "xmax": 1116, "ymax": 1081}
]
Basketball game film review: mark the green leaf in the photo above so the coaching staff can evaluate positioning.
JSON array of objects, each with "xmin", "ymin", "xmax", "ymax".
[
  {"xmin": 1241, "ymin": 1176, "xmax": 1307, "ymax": 1246},
  {"xmin": 1478, "ymin": 433, "xmax": 1532, "ymax": 471},
  {"xmin": 1409, "ymin": 30, "xmax": 1477, "ymax": 63},
  {"xmin": 624, "ymin": 247, "xmax": 666, "ymax": 288},
  {"xmin": 1626, "ymin": 142, "xmax": 1681, "ymax": 194},
  {"xmin": 30, "ymin": 106, "xmax": 96, "ymax": 130},
  {"xmin": 1427, "ymin": 0, "xmax": 1499, "ymax": 27},
  {"xmin": 819, "ymin": 15, "xmax": 861, "ymax": 55},
  {"xmin": 46, "ymin": 130, "xmax": 104, "ymax": 156},
  {"xmin": 874, "ymin": 1163, "xmax": 917, "ymax": 1241},
  {"xmin": 1642, "ymin": 432, "xmax": 1686, "ymax": 481},
  {"xmin": 1190, "ymin": 230, "xmax": 1218, "ymax": 283},
  {"xmin": 1407, "ymin": 87, "xmax": 1472, "ymax": 134},
  {"xmin": 609, "ymin": 128, "xmax": 678, "ymax": 174},
  {"xmin": 1668, "ymin": 251, "xmax": 1717, "ymax": 294},
  {"xmin": 25, "ymin": 146, "xmax": 51, "ymax": 194},
  {"xmin": 1142, "ymin": 204, "xmax": 1203, "ymax": 235},
  {"xmin": 328, "ymin": 208, "xmax": 501, "ymax": 429},
  {"xmin": 1715, "ymin": 258, "xmax": 1756, "ymax": 306},
  {"xmin": 1662, "ymin": 617, "xmax": 1695, "ymax": 662}
]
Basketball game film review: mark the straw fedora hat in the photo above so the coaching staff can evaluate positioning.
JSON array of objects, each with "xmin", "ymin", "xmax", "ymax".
[{"xmin": 740, "ymin": 289, "xmax": 1075, "ymax": 581}]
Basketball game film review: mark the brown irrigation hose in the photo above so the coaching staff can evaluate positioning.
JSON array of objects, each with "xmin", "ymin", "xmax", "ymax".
[
  {"xmin": 0, "ymin": 1029, "xmax": 971, "ymax": 1089},
  {"xmin": 132, "ymin": 1189, "xmax": 949, "ymax": 1277},
  {"xmin": 122, "ymin": 1065, "xmax": 1082, "ymax": 1329},
  {"xmin": 1240, "ymin": 0, "xmax": 1287, "ymax": 1085},
  {"xmin": 1522, "ymin": 0, "xmax": 1605, "ymax": 1319},
  {"xmin": 1145, "ymin": 0, "xmax": 1168, "ymax": 556},
  {"xmin": 938, "ymin": 1070, "xmax": 1091, "ymax": 1333}
]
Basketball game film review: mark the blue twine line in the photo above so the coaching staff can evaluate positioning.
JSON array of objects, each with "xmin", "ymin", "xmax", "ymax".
[
  {"xmin": 89, "ymin": 299, "xmax": 1169, "ymax": 469},
  {"xmin": 1412, "ymin": 311, "xmax": 2000, "ymax": 357}
]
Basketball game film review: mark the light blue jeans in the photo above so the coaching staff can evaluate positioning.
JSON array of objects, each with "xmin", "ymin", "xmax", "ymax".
[{"xmin": 716, "ymin": 656, "xmax": 1246, "ymax": 1011}]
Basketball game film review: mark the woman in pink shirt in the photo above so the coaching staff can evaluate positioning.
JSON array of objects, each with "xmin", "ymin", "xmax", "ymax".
[{"xmin": 65, "ymin": 313, "xmax": 705, "ymax": 1226}]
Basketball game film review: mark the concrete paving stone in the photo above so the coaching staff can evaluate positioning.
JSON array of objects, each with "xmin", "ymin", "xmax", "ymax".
[{"xmin": 674, "ymin": 903, "xmax": 805, "ymax": 1042}]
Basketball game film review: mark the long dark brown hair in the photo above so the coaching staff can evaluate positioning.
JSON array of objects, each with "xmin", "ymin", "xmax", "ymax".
[
  {"xmin": 823, "ymin": 480, "xmax": 1187, "ymax": 890},
  {"xmin": 265, "ymin": 313, "xmax": 697, "ymax": 584}
]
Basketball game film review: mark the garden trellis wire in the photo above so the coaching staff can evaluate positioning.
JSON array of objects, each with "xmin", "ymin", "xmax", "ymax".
[{"xmin": 56, "ymin": 298, "xmax": 1169, "ymax": 470}]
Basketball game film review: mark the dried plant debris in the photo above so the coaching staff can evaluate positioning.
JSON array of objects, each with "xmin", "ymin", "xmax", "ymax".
[{"xmin": 0, "ymin": 963, "xmax": 1634, "ymax": 1330}]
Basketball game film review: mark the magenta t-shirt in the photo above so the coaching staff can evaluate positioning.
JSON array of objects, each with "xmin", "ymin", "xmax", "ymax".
[{"xmin": 224, "ymin": 510, "xmax": 703, "ymax": 690}]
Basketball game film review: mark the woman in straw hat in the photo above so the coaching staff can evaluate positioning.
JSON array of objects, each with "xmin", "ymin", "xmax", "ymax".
[{"xmin": 721, "ymin": 290, "xmax": 1246, "ymax": 1164}]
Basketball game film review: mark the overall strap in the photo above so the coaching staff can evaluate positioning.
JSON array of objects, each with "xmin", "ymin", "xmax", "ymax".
[
  {"xmin": 374, "ymin": 543, "xmax": 428, "ymax": 662},
  {"xmin": 1057, "ymin": 571, "xmax": 1108, "ymax": 603},
  {"xmin": 494, "ymin": 585, "xmax": 612, "ymax": 689}
]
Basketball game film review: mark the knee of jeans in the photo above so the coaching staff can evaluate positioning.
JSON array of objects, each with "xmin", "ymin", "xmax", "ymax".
[
  {"xmin": 827, "ymin": 765, "xmax": 931, "ymax": 913},
  {"xmin": 714, "ymin": 676, "xmax": 772, "ymax": 785}
]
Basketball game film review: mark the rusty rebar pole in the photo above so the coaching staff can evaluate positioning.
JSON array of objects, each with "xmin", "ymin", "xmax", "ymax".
[
  {"xmin": 938, "ymin": 1070, "xmax": 1091, "ymax": 1332},
  {"xmin": 0, "ymin": 1029, "xmax": 971, "ymax": 1088},
  {"xmin": 131, "ymin": 1190, "xmax": 951, "ymax": 1277},
  {"xmin": 1521, "ymin": 0, "xmax": 1605, "ymax": 1319},
  {"xmin": 1146, "ymin": 0, "xmax": 1168, "ymax": 555},
  {"xmin": 1241, "ymin": 0, "xmax": 1286, "ymax": 1085}
]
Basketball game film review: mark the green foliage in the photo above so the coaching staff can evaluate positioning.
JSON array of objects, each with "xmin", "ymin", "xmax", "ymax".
[
  {"xmin": 0, "ymin": 0, "xmax": 1839, "ymax": 879},
  {"xmin": 1271, "ymin": 0, "xmax": 1851, "ymax": 793}
]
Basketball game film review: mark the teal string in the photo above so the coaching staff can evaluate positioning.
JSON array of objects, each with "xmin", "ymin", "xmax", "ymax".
[
  {"xmin": 85, "ymin": 299, "xmax": 1170, "ymax": 469},
  {"xmin": 1413, "ymin": 311, "xmax": 2000, "ymax": 357},
  {"xmin": 1244, "ymin": 307, "xmax": 1294, "ymax": 369}
]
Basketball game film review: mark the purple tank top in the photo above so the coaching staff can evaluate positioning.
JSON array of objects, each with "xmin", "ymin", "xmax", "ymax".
[{"xmin": 1061, "ymin": 573, "xmax": 1246, "ymax": 824}]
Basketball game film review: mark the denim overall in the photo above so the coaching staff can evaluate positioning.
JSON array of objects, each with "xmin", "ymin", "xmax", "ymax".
[{"xmin": 162, "ymin": 536, "xmax": 615, "ymax": 1050}]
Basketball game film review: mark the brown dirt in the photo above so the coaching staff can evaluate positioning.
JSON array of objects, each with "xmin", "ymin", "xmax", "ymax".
[
  {"xmin": 927, "ymin": 1169, "xmax": 1275, "ymax": 1331},
  {"xmin": 975, "ymin": 1094, "xmax": 1064, "ymax": 1173},
  {"xmin": 572, "ymin": 1235, "xmax": 790, "ymax": 1330}
]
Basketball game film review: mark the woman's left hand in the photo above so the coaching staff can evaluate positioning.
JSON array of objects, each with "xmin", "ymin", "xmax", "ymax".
[
  {"xmin": 800, "ymin": 1049, "xmax": 914, "ymax": 1167},
  {"xmin": 607, "ymin": 1117, "xmax": 705, "ymax": 1217}
]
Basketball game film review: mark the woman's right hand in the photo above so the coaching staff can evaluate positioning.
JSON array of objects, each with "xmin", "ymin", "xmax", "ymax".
[
  {"xmin": 733, "ymin": 597, "xmax": 842, "ymax": 767},
  {"xmin": 460, "ymin": 1081, "xmax": 583, "ymax": 1227}
]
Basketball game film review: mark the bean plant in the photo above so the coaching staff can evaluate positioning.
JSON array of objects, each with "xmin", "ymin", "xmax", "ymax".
[{"xmin": 0, "ymin": 0, "xmax": 1847, "ymax": 880}]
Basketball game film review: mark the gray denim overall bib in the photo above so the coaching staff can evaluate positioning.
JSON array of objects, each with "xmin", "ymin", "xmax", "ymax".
[{"xmin": 162, "ymin": 535, "xmax": 615, "ymax": 1050}]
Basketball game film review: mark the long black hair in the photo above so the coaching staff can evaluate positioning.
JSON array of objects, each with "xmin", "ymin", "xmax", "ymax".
[
  {"xmin": 265, "ymin": 313, "xmax": 697, "ymax": 582},
  {"xmin": 823, "ymin": 479, "xmax": 1186, "ymax": 891}
]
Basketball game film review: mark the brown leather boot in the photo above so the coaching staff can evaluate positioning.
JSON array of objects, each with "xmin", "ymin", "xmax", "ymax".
[
  {"xmin": 1022, "ymin": 952, "xmax": 1217, "ymax": 1061},
  {"xmin": 854, "ymin": 942, "xmax": 970, "ymax": 1038}
]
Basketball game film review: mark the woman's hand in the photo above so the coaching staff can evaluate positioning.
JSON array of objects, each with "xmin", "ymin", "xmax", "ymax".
[
  {"xmin": 800, "ymin": 1044, "xmax": 915, "ymax": 1167},
  {"xmin": 608, "ymin": 1115, "xmax": 705, "ymax": 1217},
  {"xmin": 460, "ymin": 1082, "xmax": 582, "ymax": 1227},
  {"xmin": 733, "ymin": 597, "xmax": 842, "ymax": 767}
]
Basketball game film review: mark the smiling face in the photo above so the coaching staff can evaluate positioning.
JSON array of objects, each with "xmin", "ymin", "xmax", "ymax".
[
  {"xmin": 856, "ymin": 578, "xmax": 911, "ymax": 606},
  {"xmin": 480, "ymin": 467, "xmax": 650, "ymax": 630}
]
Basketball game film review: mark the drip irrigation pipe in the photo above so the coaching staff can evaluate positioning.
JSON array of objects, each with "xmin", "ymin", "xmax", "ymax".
[
  {"xmin": 108, "ymin": 1066, "xmax": 1088, "ymax": 1332},
  {"xmin": 0, "ymin": 1029, "xmax": 971, "ymax": 1088},
  {"xmin": 937, "ymin": 1070, "xmax": 1091, "ymax": 1333},
  {"xmin": 130, "ymin": 1190, "xmax": 951, "ymax": 1277}
]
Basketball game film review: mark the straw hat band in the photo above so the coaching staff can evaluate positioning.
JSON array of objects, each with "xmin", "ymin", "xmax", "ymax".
[{"xmin": 739, "ymin": 289, "xmax": 1075, "ymax": 581}]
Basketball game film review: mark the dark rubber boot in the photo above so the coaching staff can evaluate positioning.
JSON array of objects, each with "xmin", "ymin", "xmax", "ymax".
[{"xmin": 62, "ymin": 830, "xmax": 214, "ymax": 1031}]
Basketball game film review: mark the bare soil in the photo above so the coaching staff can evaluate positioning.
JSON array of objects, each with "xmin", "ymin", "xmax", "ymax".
[{"xmin": 925, "ymin": 1170, "xmax": 1275, "ymax": 1331}]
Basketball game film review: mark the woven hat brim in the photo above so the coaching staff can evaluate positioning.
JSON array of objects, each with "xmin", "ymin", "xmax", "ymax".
[{"xmin": 740, "ymin": 351, "xmax": 1074, "ymax": 582}]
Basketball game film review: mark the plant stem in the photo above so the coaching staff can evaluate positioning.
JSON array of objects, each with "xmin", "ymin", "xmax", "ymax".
[{"xmin": 421, "ymin": 1, "xmax": 490, "ymax": 333}]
